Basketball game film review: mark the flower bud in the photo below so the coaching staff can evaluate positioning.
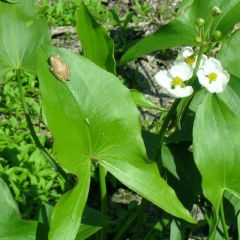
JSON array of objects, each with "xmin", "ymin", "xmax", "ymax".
[
  {"xmin": 195, "ymin": 36, "xmax": 202, "ymax": 44},
  {"xmin": 211, "ymin": 6, "xmax": 222, "ymax": 16},
  {"xmin": 213, "ymin": 30, "xmax": 222, "ymax": 40},
  {"xmin": 195, "ymin": 18, "xmax": 205, "ymax": 26}
]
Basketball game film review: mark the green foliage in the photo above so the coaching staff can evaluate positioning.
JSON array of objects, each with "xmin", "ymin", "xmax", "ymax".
[
  {"xmin": 39, "ymin": 0, "xmax": 78, "ymax": 26},
  {"xmin": 193, "ymin": 93, "xmax": 240, "ymax": 212},
  {"xmin": 1, "ymin": 0, "xmax": 240, "ymax": 239},
  {"xmin": 218, "ymin": 29, "xmax": 240, "ymax": 78},
  {"xmin": 38, "ymin": 46, "xmax": 194, "ymax": 239},
  {"xmin": 121, "ymin": 0, "xmax": 240, "ymax": 64},
  {"xmin": 130, "ymin": 89, "xmax": 164, "ymax": 111},
  {"xmin": 0, "ymin": 72, "xmax": 66, "ymax": 218},
  {"xmin": 0, "ymin": 0, "xmax": 50, "ymax": 77},
  {"xmin": 0, "ymin": 178, "xmax": 38, "ymax": 239},
  {"xmin": 76, "ymin": 1, "xmax": 116, "ymax": 74}
]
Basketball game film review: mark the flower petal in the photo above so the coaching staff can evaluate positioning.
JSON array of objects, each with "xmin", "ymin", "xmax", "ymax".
[
  {"xmin": 197, "ymin": 68, "xmax": 211, "ymax": 89},
  {"xmin": 206, "ymin": 80, "xmax": 225, "ymax": 93},
  {"xmin": 168, "ymin": 86, "xmax": 193, "ymax": 98},
  {"xmin": 197, "ymin": 58, "xmax": 230, "ymax": 93},
  {"xmin": 182, "ymin": 47, "xmax": 194, "ymax": 58},
  {"xmin": 199, "ymin": 54, "xmax": 208, "ymax": 68},
  {"xmin": 218, "ymin": 70, "xmax": 230, "ymax": 85},
  {"xmin": 169, "ymin": 62, "xmax": 193, "ymax": 80},
  {"xmin": 203, "ymin": 57, "xmax": 223, "ymax": 75},
  {"xmin": 155, "ymin": 70, "xmax": 171, "ymax": 89}
]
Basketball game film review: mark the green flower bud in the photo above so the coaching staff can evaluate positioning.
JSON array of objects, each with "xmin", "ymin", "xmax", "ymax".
[
  {"xmin": 195, "ymin": 18, "xmax": 205, "ymax": 26},
  {"xmin": 211, "ymin": 6, "xmax": 222, "ymax": 16},
  {"xmin": 195, "ymin": 36, "xmax": 203, "ymax": 44},
  {"xmin": 213, "ymin": 30, "xmax": 222, "ymax": 40}
]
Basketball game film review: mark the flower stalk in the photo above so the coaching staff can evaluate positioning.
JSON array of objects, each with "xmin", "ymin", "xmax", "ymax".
[
  {"xmin": 16, "ymin": 69, "xmax": 69, "ymax": 181},
  {"xmin": 99, "ymin": 165, "xmax": 108, "ymax": 240}
]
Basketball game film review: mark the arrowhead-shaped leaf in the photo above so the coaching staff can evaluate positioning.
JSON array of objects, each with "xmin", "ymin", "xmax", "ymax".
[
  {"xmin": 0, "ymin": 178, "xmax": 37, "ymax": 240},
  {"xmin": 193, "ymin": 94, "xmax": 240, "ymax": 213},
  {"xmin": 0, "ymin": 0, "xmax": 50, "ymax": 77},
  {"xmin": 38, "ymin": 46, "xmax": 195, "ymax": 240}
]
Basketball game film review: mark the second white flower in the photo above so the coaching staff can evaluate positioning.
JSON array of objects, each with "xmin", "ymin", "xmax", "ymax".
[{"xmin": 155, "ymin": 62, "xmax": 194, "ymax": 98}]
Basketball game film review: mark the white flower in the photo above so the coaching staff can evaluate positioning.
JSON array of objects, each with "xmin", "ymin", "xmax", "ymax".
[
  {"xmin": 155, "ymin": 62, "xmax": 194, "ymax": 98},
  {"xmin": 176, "ymin": 47, "xmax": 207, "ymax": 68},
  {"xmin": 197, "ymin": 57, "xmax": 230, "ymax": 93}
]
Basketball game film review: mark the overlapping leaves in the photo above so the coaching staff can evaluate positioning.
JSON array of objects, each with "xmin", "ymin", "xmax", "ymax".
[
  {"xmin": 121, "ymin": 0, "xmax": 240, "ymax": 63},
  {"xmin": 0, "ymin": 178, "xmax": 37, "ymax": 240},
  {"xmin": 38, "ymin": 46, "xmax": 195, "ymax": 240}
]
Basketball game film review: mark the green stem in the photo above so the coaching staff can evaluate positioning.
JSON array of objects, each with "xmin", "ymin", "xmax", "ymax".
[
  {"xmin": 198, "ymin": 202, "xmax": 211, "ymax": 226},
  {"xmin": 131, "ymin": 199, "xmax": 147, "ymax": 240},
  {"xmin": 99, "ymin": 165, "xmax": 108, "ymax": 240},
  {"xmin": 113, "ymin": 211, "xmax": 138, "ymax": 240},
  {"xmin": 189, "ymin": 46, "xmax": 204, "ymax": 86},
  {"xmin": 205, "ymin": 16, "xmax": 215, "ymax": 39},
  {"xmin": 153, "ymin": 99, "xmax": 180, "ymax": 164},
  {"xmin": 220, "ymin": 199, "xmax": 230, "ymax": 240},
  {"xmin": 16, "ymin": 69, "xmax": 69, "ymax": 181}
]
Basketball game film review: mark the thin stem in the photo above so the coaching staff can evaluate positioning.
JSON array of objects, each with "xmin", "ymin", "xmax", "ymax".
[
  {"xmin": 131, "ymin": 199, "xmax": 147, "ymax": 240},
  {"xmin": 205, "ymin": 16, "xmax": 215, "ymax": 39},
  {"xmin": 189, "ymin": 46, "xmax": 204, "ymax": 86},
  {"xmin": 220, "ymin": 199, "xmax": 230, "ymax": 240},
  {"xmin": 113, "ymin": 210, "xmax": 138, "ymax": 240},
  {"xmin": 198, "ymin": 203, "xmax": 211, "ymax": 226},
  {"xmin": 16, "ymin": 70, "xmax": 69, "ymax": 181},
  {"xmin": 99, "ymin": 165, "xmax": 108, "ymax": 240},
  {"xmin": 153, "ymin": 99, "xmax": 180, "ymax": 164}
]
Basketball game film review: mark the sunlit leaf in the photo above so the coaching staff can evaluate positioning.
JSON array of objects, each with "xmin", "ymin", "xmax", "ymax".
[
  {"xmin": 130, "ymin": 89, "xmax": 163, "ymax": 110},
  {"xmin": 0, "ymin": 0, "xmax": 50, "ymax": 77},
  {"xmin": 38, "ymin": 46, "xmax": 195, "ymax": 240},
  {"xmin": 193, "ymin": 94, "xmax": 240, "ymax": 213},
  {"xmin": 121, "ymin": 0, "xmax": 240, "ymax": 63},
  {"xmin": 76, "ymin": 0, "xmax": 116, "ymax": 74},
  {"xmin": 217, "ymin": 75, "xmax": 240, "ymax": 119},
  {"xmin": 218, "ymin": 29, "xmax": 240, "ymax": 78}
]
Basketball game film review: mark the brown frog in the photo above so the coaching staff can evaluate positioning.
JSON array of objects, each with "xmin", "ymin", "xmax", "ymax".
[{"xmin": 49, "ymin": 54, "xmax": 70, "ymax": 83}]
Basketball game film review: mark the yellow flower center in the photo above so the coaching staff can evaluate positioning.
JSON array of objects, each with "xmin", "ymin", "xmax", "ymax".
[
  {"xmin": 171, "ymin": 76, "xmax": 184, "ymax": 88},
  {"xmin": 185, "ymin": 56, "xmax": 195, "ymax": 65},
  {"xmin": 208, "ymin": 72, "xmax": 217, "ymax": 83}
]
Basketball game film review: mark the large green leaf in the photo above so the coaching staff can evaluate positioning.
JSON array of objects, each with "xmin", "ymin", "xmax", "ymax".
[
  {"xmin": 193, "ymin": 94, "xmax": 240, "ymax": 213},
  {"xmin": 0, "ymin": 0, "xmax": 50, "ymax": 77},
  {"xmin": 48, "ymin": 164, "xmax": 91, "ymax": 240},
  {"xmin": 76, "ymin": 0, "xmax": 116, "ymax": 74},
  {"xmin": 0, "ymin": 178, "xmax": 37, "ymax": 240},
  {"xmin": 38, "ymin": 46, "xmax": 195, "ymax": 239},
  {"xmin": 121, "ymin": 0, "xmax": 240, "ymax": 63},
  {"xmin": 218, "ymin": 30, "xmax": 240, "ymax": 78}
]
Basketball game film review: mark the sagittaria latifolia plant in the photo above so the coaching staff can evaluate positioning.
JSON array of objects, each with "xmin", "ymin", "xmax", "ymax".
[{"xmin": 1, "ymin": 0, "xmax": 240, "ymax": 239}]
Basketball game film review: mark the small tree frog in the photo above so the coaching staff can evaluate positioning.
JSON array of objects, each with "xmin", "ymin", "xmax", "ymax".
[{"xmin": 49, "ymin": 54, "xmax": 70, "ymax": 82}]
